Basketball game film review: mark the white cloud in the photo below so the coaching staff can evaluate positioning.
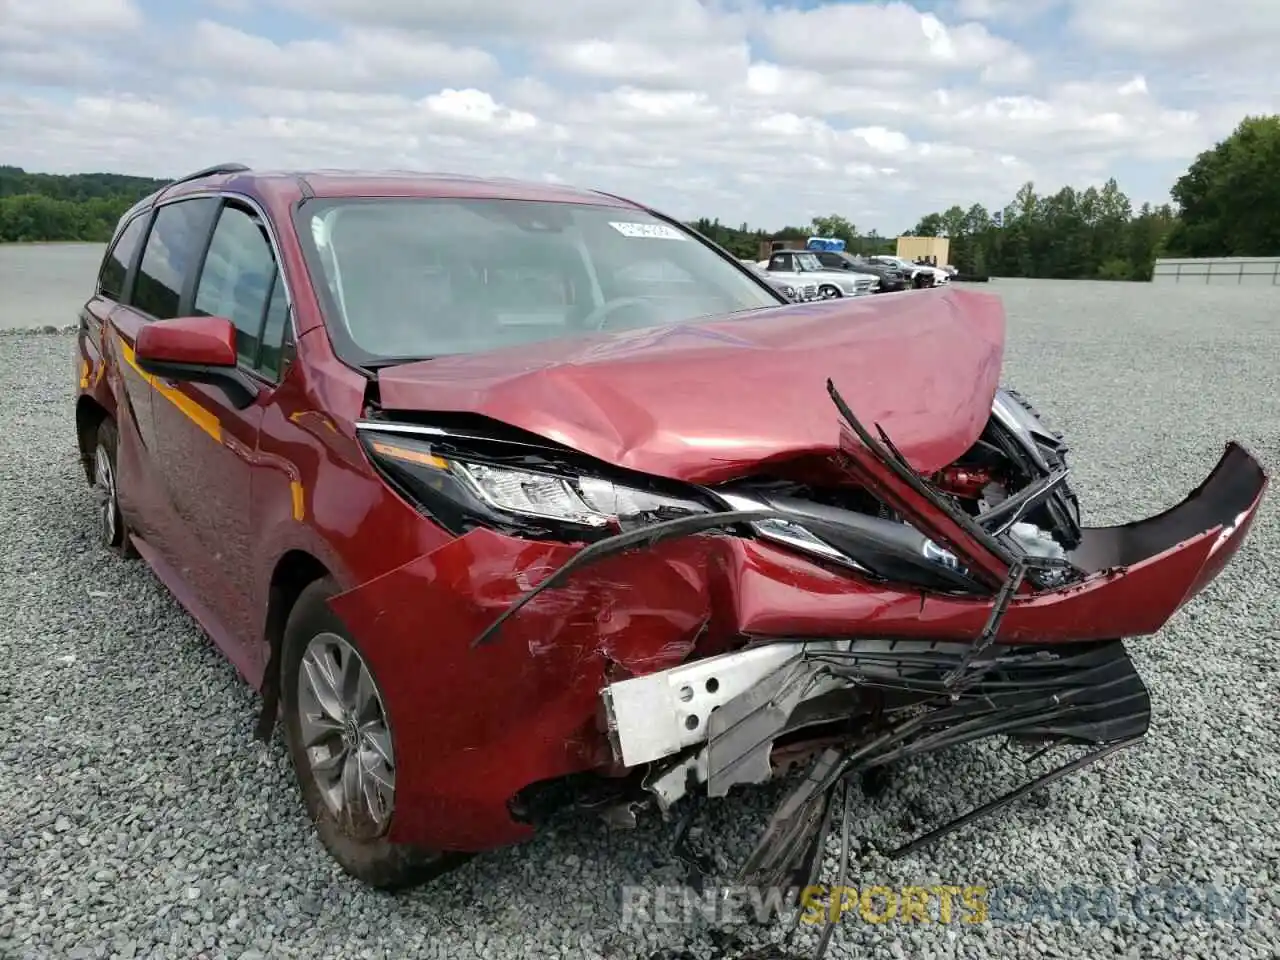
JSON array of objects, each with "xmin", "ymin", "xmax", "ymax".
[
  {"xmin": 0, "ymin": 0, "xmax": 1268, "ymax": 230},
  {"xmin": 1069, "ymin": 0, "xmax": 1280, "ymax": 57},
  {"xmin": 956, "ymin": 0, "xmax": 1062, "ymax": 22},
  {"xmin": 756, "ymin": 2, "xmax": 1032, "ymax": 78},
  {"xmin": 1, "ymin": 0, "xmax": 141, "ymax": 32},
  {"xmin": 188, "ymin": 20, "xmax": 497, "ymax": 91}
]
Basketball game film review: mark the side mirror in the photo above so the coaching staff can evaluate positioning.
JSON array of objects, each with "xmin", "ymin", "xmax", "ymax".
[{"xmin": 135, "ymin": 316, "xmax": 259, "ymax": 409}]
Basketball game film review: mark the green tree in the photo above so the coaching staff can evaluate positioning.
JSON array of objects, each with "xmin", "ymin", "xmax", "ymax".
[
  {"xmin": 0, "ymin": 166, "xmax": 166, "ymax": 243},
  {"xmin": 809, "ymin": 214, "xmax": 857, "ymax": 245},
  {"xmin": 1166, "ymin": 114, "xmax": 1280, "ymax": 257}
]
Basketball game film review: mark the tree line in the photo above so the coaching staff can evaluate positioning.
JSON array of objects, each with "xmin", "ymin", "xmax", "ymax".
[
  {"xmin": 3, "ymin": 115, "xmax": 1276, "ymax": 277},
  {"xmin": 693, "ymin": 115, "xmax": 1279, "ymax": 281},
  {"xmin": 0, "ymin": 166, "xmax": 166, "ymax": 243}
]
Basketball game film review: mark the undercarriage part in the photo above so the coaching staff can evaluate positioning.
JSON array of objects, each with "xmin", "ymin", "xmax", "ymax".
[
  {"xmin": 731, "ymin": 635, "xmax": 1149, "ymax": 892},
  {"xmin": 884, "ymin": 734, "xmax": 1140, "ymax": 860}
]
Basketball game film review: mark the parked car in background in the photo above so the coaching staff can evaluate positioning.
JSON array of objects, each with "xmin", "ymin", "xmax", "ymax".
[
  {"xmin": 741, "ymin": 259, "xmax": 820, "ymax": 302},
  {"xmin": 873, "ymin": 255, "xmax": 949, "ymax": 287},
  {"xmin": 758, "ymin": 249, "xmax": 878, "ymax": 297},
  {"xmin": 808, "ymin": 250, "xmax": 909, "ymax": 293},
  {"xmin": 766, "ymin": 276, "xmax": 820, "ymax": 302}
]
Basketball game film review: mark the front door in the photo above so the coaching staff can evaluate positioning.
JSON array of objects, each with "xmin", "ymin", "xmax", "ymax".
[
  {"xmin": 149, "ymin": 199, "xmax": 292, "ymax": 664},
  {"xmin": 122, "ymin": 196, "xmax": 277, "ymax": 672}
]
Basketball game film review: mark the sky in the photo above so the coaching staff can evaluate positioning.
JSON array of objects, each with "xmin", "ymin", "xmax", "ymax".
[{"xmin": 1, "ymin": 0, "xmax": 1277, "ymax": 233}]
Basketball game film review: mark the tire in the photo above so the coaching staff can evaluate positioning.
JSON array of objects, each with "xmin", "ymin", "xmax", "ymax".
[
  {"xmin": 93, "ymin": 418, "xmax": 137, "ymax": 558},
  {"xmin": 280, "ymin": 577, "xmax": 469, "ymax": 890},
  {"xmin": 818, "ymin": 284, "xmax": 842, "ymax": 299}
]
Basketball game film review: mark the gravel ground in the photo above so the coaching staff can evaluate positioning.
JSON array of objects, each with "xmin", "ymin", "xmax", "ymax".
[{"xmin": 1, "ymin": 278, "xmax": 1278, "ymax": 959}]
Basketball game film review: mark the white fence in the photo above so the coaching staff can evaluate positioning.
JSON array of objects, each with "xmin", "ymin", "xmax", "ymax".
[{"xmin": 1151, "ymin": 257, "xmax": 1280, "ymax": 286}]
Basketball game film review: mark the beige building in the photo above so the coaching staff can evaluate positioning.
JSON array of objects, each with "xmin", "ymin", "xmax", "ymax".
[{"xmin": 896, "ymin": 236, "xmax": 951, "ymax": 265}]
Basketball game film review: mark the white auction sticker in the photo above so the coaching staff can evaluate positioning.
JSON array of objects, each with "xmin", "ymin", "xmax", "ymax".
[{"xmin": 609, "ymin": 221, "xmax": 689, "ymax": 240}]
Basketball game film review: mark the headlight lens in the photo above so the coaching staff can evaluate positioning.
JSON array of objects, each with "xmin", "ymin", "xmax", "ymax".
[
  {"xmin": 362, "ymin": 431, "xmax": 710, "ymax": 538},
  {"xmin": 454, "ymin": 461, "xmax": 610, "ymax": 527}
]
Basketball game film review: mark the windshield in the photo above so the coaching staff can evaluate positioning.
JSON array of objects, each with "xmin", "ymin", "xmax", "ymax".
[
  {"xmin": 294, "ymin": 198, "xmax": 780, "ymax": 363},
  {"xmin": 794, "ymin": 253, "xmax": 825, "ymax": 272}
]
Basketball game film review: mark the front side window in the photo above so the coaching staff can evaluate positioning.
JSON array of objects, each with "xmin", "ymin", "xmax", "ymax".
[
  {"xmin": 97, "ymin": 213, "xmax": 147, "ymax": 302},
  {"xmin": 257, "ymin": 279, "xmax": 291, "ymax": 379},
  {"xmin": 795, "ymin": 253, "xmax": 824, "ymax": 272},
  {"xmin": 194, "ymin": 205, "xmax": 280, "ymax": 367},
  {"xmin": 295, "ymin": 198, "xmax": 779, "ymax": 364},
  {"xmin": 132, "ymin": 198, "xmax": 220, "ymax": 319}
]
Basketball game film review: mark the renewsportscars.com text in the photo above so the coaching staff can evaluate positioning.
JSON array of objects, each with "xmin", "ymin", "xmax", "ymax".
[{"xmin": 620, "ymin": 883, "xmax": 1253, "ymax": 928}]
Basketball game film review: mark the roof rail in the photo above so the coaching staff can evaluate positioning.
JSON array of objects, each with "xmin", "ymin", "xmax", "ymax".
[
  {"xmin": 154, "ymin": 162, "xmax": 249, "ymax": 202},
  {"xmin": 167, "ymin": 162, "xmax": 250, "ymax": 187}
]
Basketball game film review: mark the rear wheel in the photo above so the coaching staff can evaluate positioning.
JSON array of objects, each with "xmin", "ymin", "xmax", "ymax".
[
  {"xmin": 280, "ymin": 578, "xmax": 469, "ymax": 889},
  {"xmin": 93, "ymin": 419, "xmax": 137, "ymax": 558},
  {"xmin": 818, "ymin": 284, "xmax": 842, "ymax": 299}
]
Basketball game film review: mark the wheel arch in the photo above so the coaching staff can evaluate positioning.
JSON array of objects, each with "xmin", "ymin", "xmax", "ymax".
[
  {"xmin": 75, "ymin": 395, "xmax": 111, "ymax": 485},
  {"xmin": 255, "ymin": 549, "xmax": 332, "ymax": 741}
]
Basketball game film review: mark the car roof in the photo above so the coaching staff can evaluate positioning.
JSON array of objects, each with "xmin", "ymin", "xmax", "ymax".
[{"xmin": 127, "ymin": 163, "xmax": 644, "ymax": 220}]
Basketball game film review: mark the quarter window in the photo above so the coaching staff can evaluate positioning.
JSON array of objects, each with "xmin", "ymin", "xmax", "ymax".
[
  {"xmin": 132, "ymin": 198, "xmax": 219, "ymax": 320},
  {"xmin": 194, "ymin": 205, "xmax": 280, "ymax": 367}
]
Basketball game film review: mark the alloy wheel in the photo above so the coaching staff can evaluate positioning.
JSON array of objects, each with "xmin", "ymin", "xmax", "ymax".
[
  {"xmin": 93, "ymin": 443, "xmax": 118, "ymax": 546},
  {"xmin": 296, "ymin": 631, "xmax": 396, "ymax": 840}
]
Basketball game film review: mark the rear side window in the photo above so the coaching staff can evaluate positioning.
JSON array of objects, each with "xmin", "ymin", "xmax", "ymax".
[
  {"xmin": 132, "ymin": 198, "xmax": 219, "ymax": 320},
  {"xmin": 97, "ymin": 214, "xmax": 147, "ymax": 302},
  {"xmin": 193, "ymin": 205, "xmax": 280, "ymax": 367}
]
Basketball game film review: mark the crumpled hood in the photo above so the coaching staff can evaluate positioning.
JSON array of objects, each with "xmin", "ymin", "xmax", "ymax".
[{"xmin": 374, "ymin": 286, "xmax": 1005, "ymax": 485}]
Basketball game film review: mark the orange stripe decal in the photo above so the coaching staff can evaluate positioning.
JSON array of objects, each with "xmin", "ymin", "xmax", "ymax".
[{"xmin": 119, "ymin": 338, "xmax": 222, "ymax": 444}]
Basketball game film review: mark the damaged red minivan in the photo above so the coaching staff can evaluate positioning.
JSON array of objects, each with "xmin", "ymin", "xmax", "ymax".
[{"xmin": 74, "ymin": 164, "xmax": 1267, "ymax": 891}]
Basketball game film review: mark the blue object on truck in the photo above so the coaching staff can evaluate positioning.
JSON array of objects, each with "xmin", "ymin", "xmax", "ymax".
[{"xmin": 807, "ymin": 236, "xmax": 845, "ymax": 252}]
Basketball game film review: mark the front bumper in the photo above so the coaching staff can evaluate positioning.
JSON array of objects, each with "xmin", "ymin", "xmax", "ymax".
[
  {"xmin": 326, "ymin": 441, "xmax": 1265, "ymax": 853},
  {"xmin": 605, "ymin": 635, "xmax": 1150, "ymax": 883}
]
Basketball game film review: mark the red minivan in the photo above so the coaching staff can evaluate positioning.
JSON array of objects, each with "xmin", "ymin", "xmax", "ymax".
[{"xmin": 74, "ymin": 164, "xmax": 1267, "ymax": 892}]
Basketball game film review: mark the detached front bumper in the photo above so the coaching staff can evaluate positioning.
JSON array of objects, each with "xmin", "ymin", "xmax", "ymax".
[
  {"xmin": 605, "ymin": 635, "xmax": 1151, "ymax": 884},
  {"xmin": 326, "ymin": 441, "xmax": 1266, "ymax": 854}
]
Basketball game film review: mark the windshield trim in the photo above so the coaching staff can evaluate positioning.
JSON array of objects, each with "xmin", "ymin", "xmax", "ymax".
[{"xmin": 289, "ymin": 196, "xmax": 786, "ymax": 374}]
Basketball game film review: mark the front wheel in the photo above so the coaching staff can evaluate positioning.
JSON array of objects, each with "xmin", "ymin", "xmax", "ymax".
[{"xmin": 280, "ymin": 578, "xmax": 469, "ymax": 889}]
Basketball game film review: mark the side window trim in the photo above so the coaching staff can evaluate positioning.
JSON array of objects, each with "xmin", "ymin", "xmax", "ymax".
[
  {"xmin": 182, "ymin": 199, "xmax": 223, "ymax": 319},
  {"xmin": 192, "ymin": 198, "xmax": 287, "ymax": 382},
  {"xmin": 219, "ymin": 194, "xmax": 296, "ymax": 384}
]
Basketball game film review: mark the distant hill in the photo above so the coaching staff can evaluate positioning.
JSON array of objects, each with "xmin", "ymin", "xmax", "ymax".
[{"xmin": 0, "ymin": 166, "xmax": 168, "ymax": 243}]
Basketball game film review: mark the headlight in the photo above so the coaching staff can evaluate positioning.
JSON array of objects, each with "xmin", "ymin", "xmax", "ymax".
[{"xmin": 361, "ymin": 431, "xmax": 710, "ymax": 540}]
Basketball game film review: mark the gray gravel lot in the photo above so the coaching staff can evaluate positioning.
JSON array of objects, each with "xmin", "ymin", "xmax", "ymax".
[{"xmin": 1, "ymin": 278, "xmax": 1279, "ymax": 959}]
